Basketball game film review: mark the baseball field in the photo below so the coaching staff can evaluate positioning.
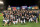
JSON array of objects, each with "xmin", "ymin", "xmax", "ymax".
[{"xmin": 0, "ymin": 13, "xmax": 40, "ymax": 27}]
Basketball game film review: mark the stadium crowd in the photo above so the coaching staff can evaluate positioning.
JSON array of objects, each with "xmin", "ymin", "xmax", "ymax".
[{"xmin": 2, "ymin": 9, "xmax": 39, "ymax": 26}]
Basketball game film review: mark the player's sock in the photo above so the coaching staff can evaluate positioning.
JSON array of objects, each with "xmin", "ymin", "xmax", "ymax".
[{"xmin": 14, "ymin": 22, "xmax": 15, "ymax": 24}]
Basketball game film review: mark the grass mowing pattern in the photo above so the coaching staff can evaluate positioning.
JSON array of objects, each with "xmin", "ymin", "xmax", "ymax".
[{"xmin": 0, "ymin": 13, "xmax": 40, "ymax": 27}]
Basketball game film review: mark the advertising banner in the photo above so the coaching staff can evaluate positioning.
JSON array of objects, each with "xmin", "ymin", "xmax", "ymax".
[
  {"xmin": 12, "ymin": 7, "xmax": 16, "ymax": 11},
  {"xmin": 8, "ymin": 7, "xmax": 11, "ymax": 10},
  {"xmin": 16, "ymin": 7, "xmax": 20, "ymax": 10},
  {"xmin": 32, "ymin": 6, "xmax": 39, "ymax": 9},
  {"xmin": 28, "ymin": 7, "xmax": 32, "ymax": 10},
  {"xmin": 22, "ymin": 6, "xmax": 27, "ymax": 9}
]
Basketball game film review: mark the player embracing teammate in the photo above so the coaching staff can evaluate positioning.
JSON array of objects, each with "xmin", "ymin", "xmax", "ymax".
[{"xmin": 2, "ymin": 9, "xmax": 38, "ymax": 26}]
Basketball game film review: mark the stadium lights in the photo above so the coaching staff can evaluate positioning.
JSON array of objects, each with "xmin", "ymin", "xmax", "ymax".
[{"xmin": 0, "ymin": 1, "xmax": 3, "ymax": 4}]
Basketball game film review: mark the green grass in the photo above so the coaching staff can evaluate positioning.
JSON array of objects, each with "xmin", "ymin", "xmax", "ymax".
[{"xmin": 0, "ymin": 13, "xmax": 40, "ymax": 27}]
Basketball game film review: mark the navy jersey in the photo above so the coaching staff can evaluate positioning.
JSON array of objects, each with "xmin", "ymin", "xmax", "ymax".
[
  {"xmin": 20, "ymin": 16, "xmax": 22, "ymax": 20},
  {"xmin": 32, "ymin": 16, "xmax": 37, "ymax": 20},
  {"xmin": 24, "ymin": 16, "xmax": 27, "ymax": 19},
  {"xmin": 21, "ymin": 16, "xmax": 25, "ymax": 21},
  {"xmin": 29, "ymin": 13, "xmax": 32, "ymax": 15},
  {"xmin": 26, "ymin": 13, "xmax": 29, "ymax": 15},
  {"xmin": 22, "ymin": 13, "xmax": 25, "ymax": 16}
]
